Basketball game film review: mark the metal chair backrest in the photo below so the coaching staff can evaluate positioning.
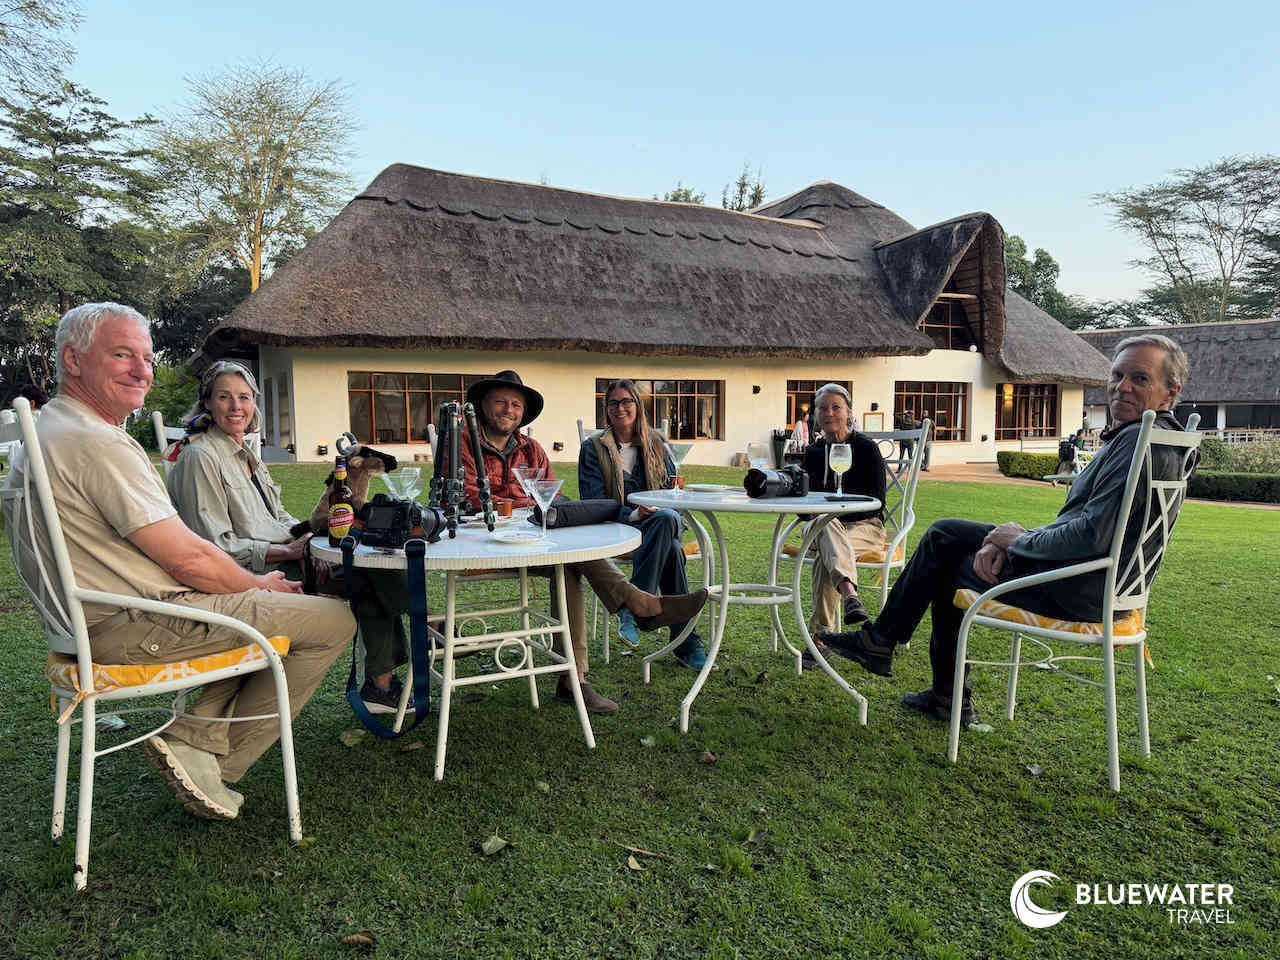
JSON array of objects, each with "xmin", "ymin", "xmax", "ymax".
[
  {"xmin": 3, "ymin": 398, "xmax": 88, "ymax": 662},
  {"xmin": 1104, "ymin": 410, "xmax": 1202, "ymax": 616},
  {"xmin": 576, "ymin": 418, "xmax": 602, "ymax": 445},
  {"xmin": 152, "ymin": 411, "xmax": 259, "ymax": 470},
  {"xmin": 862, "ymin": 419, "xmax": 931, "ymax": 547}
]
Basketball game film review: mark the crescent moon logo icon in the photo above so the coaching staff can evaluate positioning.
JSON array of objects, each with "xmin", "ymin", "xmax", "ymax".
[{"xmin": 1010, "ymin": 870, "xmax": 1068, "ymax": 929}]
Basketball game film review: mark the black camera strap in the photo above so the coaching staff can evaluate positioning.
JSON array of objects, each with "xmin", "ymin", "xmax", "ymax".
[{"xmin": 340, "ymin": 534, "xmax": 433, "ymax": 738}]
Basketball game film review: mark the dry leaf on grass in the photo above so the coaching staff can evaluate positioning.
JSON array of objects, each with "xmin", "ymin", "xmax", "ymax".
[
  {"xmin": 626, "ymin": 855, "xmax": 645, "ymax": 871},
  {"xmin": 1025, "ymin": 763, "xmax": 1044, "ymax": 777},
  {"xmin": 400, "ymin": 740, "xmax": 425, "ymax": 752},
  {"xmin": 639, "ymin": 735, "xmax": 656, "ymax": 748},
  {"xmin": 297, "ymin": 836, "xmax": 317, "ymax": 849},
  {"xmin": 535, "ymin": 780, "xmax": 551, "ymax": 794},
  {"xmin": 698, "ymin": 749, "xmax": 717, "ymax": 765},
  {"xmin": 480, "ymin": 835, "xmax": 509, "ymax": 856},
  {"xmin": 611, "ymin": 842, "xmax": 673, "ymax": 861},
  {"xmin": 746, "ymin": 827, "xmax": 764, "ymax": 844},
  {"xmin": 341, "ymin": 931, "xmax": 376, "ymax": 946},
  {"xmin": 339, "ymin": 729, "xmax": 368, "ymax": 747}
]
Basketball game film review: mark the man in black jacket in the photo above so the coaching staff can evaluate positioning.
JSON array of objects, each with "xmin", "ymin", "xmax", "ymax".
[{"xmin": 818, "ymin": 334, "xmax": 1190, "ymax": 727}]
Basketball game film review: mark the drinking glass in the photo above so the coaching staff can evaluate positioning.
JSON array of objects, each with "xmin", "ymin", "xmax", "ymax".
[
  {"xmin": 666, "ymin": 442, "xmax": 693, "ymax": 493},
  {"xmin": 747, "ymin": 441, "xmax": 769, "ymax": 471},
  {"xmin": 828, "ymin": 443, "xmax": 853, "ymax": 491},
  {"xmin": 529, "ymin": 478, "xmax": 563, "ymax": 541},
  {"xmin": 382, "ymin": 466, "xmax": 422, "ymax": 500},
  {"xmin": 513, "ymin": 465, "xmax": 545, "ymax": 498}
]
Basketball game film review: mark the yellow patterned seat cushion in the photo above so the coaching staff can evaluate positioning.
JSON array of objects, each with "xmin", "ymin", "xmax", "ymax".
[
  {"xmin": 781, "ymin": 543, "xmax": 905, "ymax": 563},
  {"xmin": 47, "ymin": 636, "xmax": 291, "ymax": 695},
  {"xmin": 683, "ymin": 541, "xmax": 701, "ymax": 557},
  {"xmin": 953, "ymin": 590, "xmax": 1145, "ymax": 637}
]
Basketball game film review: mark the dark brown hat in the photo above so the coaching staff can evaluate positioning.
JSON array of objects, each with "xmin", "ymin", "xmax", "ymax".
[{"xmin": 465, "ymin": 370, "xmax": 544, "ymax": 427}]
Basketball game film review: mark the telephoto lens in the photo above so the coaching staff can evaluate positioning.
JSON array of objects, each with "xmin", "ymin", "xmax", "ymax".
[{"xmin": 744, "ymin": 464, "xmax": 809, "ymax": 498}]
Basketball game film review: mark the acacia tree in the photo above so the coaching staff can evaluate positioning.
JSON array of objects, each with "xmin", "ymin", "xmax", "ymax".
[
  {"xmin": 722, "ymin": 162, "xmax": 765, "ymax": 211},
  {"xmin": 0, "ymin": 0, "xmax": 80, "ymax": 88},
  {"xmin": 655, "ymin": 182, "xmax": 705, "ymax": 204},
  {"xmin": 1096, "ymin": 155, "xmax": 1280, "ymax": 324},
  {"xmin": 155, "ymin": 61, "xmax": 356, "ymax": 292}
]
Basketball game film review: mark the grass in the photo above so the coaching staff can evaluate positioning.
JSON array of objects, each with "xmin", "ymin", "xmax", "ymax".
[{"xmin": 1, "ymin": 464, "xmax": 1277, "ymax": 959}]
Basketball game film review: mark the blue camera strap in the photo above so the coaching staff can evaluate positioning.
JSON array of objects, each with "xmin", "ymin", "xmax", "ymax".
[{"xmin": 341, "ymin": 534, "xmax": 432, "ymax": 739}]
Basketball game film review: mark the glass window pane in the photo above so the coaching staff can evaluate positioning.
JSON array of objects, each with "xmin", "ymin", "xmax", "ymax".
[
  {"xmin": 678, "ymin": 396, "xmax": 696, "ymax": 439},
  {"xmin": 409, "ymin": 393, "xmax": 431, "ymax": 441},
  {"xmin": 373, "ymin": 373, "xmax": 405, "ymax": 390},
  {"xmin": 697, "ymin": 397, "xmax": 717, "ymax": 439},
  {"xmin": 651, "ymin": 380, "xmax": 672, "ymax": 396},
  {"xmin": 406, "ymin": 373, "xmax": 429, "ymax": 390},
  {"xmin": 678, "ymin": 380, "xmax": 694, "ymax": 394},
  {"xmin": 698, "ymin": 380, "xmax": 718, "ymax": 394},
  {"xmin": 595, "ymin": 378, "xmax": 610, "ymax": 393},
  {"xmin": 432, "ymin": 374, "xmax": 461, "ymax": 391},
  {"xmin": 374, "ymin": 391, "xmax": 407, "ymax": 443},
  {"xmin": 348, "ymin": 372, "xmax": 371, "ymax": 389},
  {"xmin": 348, "ymin": 392, "xmax": 372, "ymax": 441}
]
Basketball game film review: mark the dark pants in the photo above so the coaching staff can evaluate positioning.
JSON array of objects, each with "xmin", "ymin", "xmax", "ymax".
[
  {"xmin": 874, "ymin": 519, "xmax": 1088, "ymax": 696},
  {"xmin": 281, "ymin": 560, "xmax": 408, "ymax": 676},
  {"xmin": 629, "ymin": 508, "xmax": 696, "ymax": 640}
]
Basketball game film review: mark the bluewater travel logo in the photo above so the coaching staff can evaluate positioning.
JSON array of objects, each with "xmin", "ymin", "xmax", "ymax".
[
  {"xmin": 1009, "ymin": 870, "xmax": 1237, "ymax": 929},
  {"xmin": 1010, "ymin": 870, "xmax": 1068, "ymax": 929}
]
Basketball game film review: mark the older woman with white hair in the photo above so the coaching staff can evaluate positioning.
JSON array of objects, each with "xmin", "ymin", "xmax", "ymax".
[
  {"xmin": 801, "ymin": 382, "xmax": 887, "ymax": 634},
  {"xmin": 166, "ymin": 359, "xmax": 411, "ymax": 715}
]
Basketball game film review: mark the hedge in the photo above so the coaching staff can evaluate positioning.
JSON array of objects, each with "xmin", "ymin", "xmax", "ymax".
[
  {"xmin": 996, "ymin": 451, "xmax": 1060, "ymax": 480},
  {"xmin": 1188, "ymin": 471, "xmax": 1280, "ymax": 504}
]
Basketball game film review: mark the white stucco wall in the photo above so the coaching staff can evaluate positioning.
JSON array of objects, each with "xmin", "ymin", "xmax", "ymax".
[{"xmin": 278, "ymin": 345, "xmax": 1085, "ymax": 466}]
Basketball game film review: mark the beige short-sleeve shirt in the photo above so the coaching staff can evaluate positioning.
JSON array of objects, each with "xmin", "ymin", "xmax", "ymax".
[{"xmin": 9, "ymin": 395, "xmax": 189, "ymax": 625}]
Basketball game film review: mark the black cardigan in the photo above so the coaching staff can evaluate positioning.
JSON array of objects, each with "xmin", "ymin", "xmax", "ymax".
[{"xmin": 802, "ymin": 433, "xmax": 887, "ymax": 522}]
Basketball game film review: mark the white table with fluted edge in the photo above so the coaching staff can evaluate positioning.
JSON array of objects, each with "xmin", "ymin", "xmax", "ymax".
[
  {"xmin": 312, "ymin": 518, "xmax": 640, "ymax": 780},
  {"xmin": 627, "ymin": 488, "xmax": 882, "ymax": 731}
]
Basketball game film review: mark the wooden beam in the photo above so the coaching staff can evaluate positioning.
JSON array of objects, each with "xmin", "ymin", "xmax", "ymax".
[{"xmin": 935, "ymin": 292, "xmax": 978, "ymax": 301}]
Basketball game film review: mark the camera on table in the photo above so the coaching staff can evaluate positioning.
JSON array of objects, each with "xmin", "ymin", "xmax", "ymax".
[
  {"xmin": 744, "ymin": 464, "xmax": 810, "ymax": 499},
  {"xmin": 356, "ymin": 493, "xmax": 446, "ymax": 548}
]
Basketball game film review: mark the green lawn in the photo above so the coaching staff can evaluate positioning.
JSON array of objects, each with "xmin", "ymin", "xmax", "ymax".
[{"xmin": 1, "ymin": 464, "xmax": 1277, "ymax": 959}]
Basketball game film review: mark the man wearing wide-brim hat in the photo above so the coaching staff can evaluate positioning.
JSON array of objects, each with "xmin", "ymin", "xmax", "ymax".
[{"xmin": 459, "ymin": 370, "xmax": 707, "ymax": 715}]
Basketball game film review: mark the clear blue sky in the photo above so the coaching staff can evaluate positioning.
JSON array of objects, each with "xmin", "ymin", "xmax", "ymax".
[{"xmin": 73, "ymin": 0, "xmax": 1280, "ymax": 302}]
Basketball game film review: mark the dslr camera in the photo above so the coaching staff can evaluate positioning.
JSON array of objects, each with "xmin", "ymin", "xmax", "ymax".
[
  {"xmin": 355, "ymin": 493, "xmax": 446, "ymax": 548},
  {"xmin": 744, "ymin": 464, "xmax": 810, "ymax": 499}
]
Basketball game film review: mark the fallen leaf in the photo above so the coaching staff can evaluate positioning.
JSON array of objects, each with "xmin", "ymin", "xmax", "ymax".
[
  {"xmin": 297, "ymin": 836, "xmax": 317, "ymax": 849},
  {"xmin": 969, "ymin": 722, "xmax": 994, "ymax": 733},
  {"xmin": 1025, "ymin": 763, "xmax": 1044, "ymax": 777},
  {"xmin": 753, "ymin": 670, "xmax": 770, "ymax": 684},
  {"xmin": 754, "ymin": 807, "xmax": 767, "ymax": 816},
  {"xmin": 746, "ymin": 827, "xmax": 764, "ymax": 844},
  {"xmin": 400, "ymin": 740, "xmax": 425, "ymax": 752},
  {"xmin": 341, "ymin": 931, "xmax": 376, "ymax": 946},
  {"xmin": 252, "ymin": 866, "xmax": 282, "ymax": 880},
  {"xmin": 703, "ymin": 863, "xmax": 720, "ymax": 872},
  {"xmin": 698, "ymin": 749, "xmax": 717, "ymax": 765},
  {"xmin": 612, "ymin": 842, "xmax": 672, "ymax": 861},
  {"xmin": 640, "ymin": 735, "xmax": 656, "ymax": 748},
  {"xmin": 626, "ymin": 855, "xmax": 645, "ymax": 871},
  {"xmin": 480, "ymin": 834, "xmax": 509, "ymax": 856},
  {"xmin": 339, "ymin": 729, "xmax": 367, "ymax": 747},
  {"xmin": 535, "ymin": 780, "xmax": 551, "ymax": 794}
]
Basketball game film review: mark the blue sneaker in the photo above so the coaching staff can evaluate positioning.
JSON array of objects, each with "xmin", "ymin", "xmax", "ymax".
[
  {"xmin": 617, "ymin": 609, "xmax": 640, "ymax": 649},
  {"xmin": 674, "ymin": 634, "xmax": 708, "ymax": 671}
]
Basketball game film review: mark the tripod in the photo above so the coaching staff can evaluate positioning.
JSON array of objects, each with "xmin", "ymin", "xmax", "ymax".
[{"xmin": 429, "ymin": 401, "xmax": 496, "ymax": 538}]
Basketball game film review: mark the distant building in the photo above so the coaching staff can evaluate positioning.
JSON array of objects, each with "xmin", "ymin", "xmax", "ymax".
[
  {"xmin": 1078, "ymin": 321, "xmax": 1280, "ymax": 437},
  {"xmin": 199, "ymin": 164, "xmax": 1108, "ymax": 464}
]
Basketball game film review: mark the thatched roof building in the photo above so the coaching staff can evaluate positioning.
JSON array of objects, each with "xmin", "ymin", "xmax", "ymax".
[
  {"xmin": 204, "ymin": 165, "xmax": 1107, "ymax": 385},
  {"xmin": 1079, "ymin": 320, "xmax": 1280, "ymax": 406}
]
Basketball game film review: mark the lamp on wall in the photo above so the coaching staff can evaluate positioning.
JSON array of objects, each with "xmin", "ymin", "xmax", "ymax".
[
  {"xmin": 870, "ymin": 402, "xmax": 879, "ymax": 411},
  {"xmin": 752, "ymin": 385, "xmax": 761, "ymax": 394},
  {"xmin": 317, "ymin": 444, "xmax": 328, "ymax": 456}
]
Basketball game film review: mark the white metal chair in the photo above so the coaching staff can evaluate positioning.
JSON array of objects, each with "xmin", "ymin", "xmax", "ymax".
[
  {"xmin": 777, "ymin": 420, "xmax": 931, "ymax": 632},
  {"xmin": 0, "ymin": 411, "xmax": 20, "ymax": 481},
  {"xmin": 576, "ymin": 417, "xmax": 602, "ymax": 446},
  {"xmin": 5, "ymin": 397, "xmax": 301, "ymax": 889},
  {"xmin": 948, "ymin": 410, "xmax": 1202, "ymax": 791}
]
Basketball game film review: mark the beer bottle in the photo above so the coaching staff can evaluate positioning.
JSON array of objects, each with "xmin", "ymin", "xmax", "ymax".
[{"xmin": 327, "ymin": 456, "xmax": 355, "ymax": 546}]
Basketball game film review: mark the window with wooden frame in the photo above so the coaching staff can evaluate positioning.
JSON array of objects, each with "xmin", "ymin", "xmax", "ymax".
[
  {"xmin": 918, "ymin": 299, "xmax": 978, "ymax": 351},
  {"xmin": 995, "ymin": 383, "xmax": 1059, "ymax": 440},
  {"xmin": 894, "ymin": 381, "xmax": 969, "ymax": 441},
  {"xmin": 785, "ymin": 379, "xmax": 852, "ymax": 429},
  {"xmin": 347, "ymin": 372, "xmax": 488, "ymax": 444},
  {"xmin": 594, "ymin": 378, "xmax": 724, "ymax": 440}
]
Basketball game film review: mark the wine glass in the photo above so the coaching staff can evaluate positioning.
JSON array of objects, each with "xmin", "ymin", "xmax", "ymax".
[
  {"xmin": 528, "ymin": 478, "xmax": 563, "ymax": 541},
  {"xmin": 513, "ymin": 465, "xmax": 545, "ymax": 500},
  {"xmin": 747, "ymin": 441, "xmax": 769, "ymax": 471},
  {"xmin": 382, "ymin": 466, "xmax": 422, "ymax": 501},
  {"xmin": 828, "ymin": 443, "xmax": 853, "ymax": 492},
  {"xmin": 666, "ymin": 442, "xmax": 693, "ymax": 492}
]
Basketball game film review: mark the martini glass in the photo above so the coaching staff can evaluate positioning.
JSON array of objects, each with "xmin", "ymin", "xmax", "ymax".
[
  {"xmin": 513, "ymin": 465, "xmax": 545, "ymax": 500},
  {"xmin": 666, "ymin": 442, "xmax": 693, "ymax": 492},
  {"xmin": 529, "ymin": 478, "xmax": 563, "ymax": 541},
  {"xmin": 382, "ymin": 466, "xmax": 422, "ymax": 501}
]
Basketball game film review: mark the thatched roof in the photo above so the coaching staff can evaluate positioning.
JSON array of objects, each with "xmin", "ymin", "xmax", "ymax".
[
  {"xmin": 1079, "ymin": 320, "xmax": 1280, "ymax": 404},
  {"xmin": 204, "ymin": 164, "xmax": 1107, "ymax": 383}
]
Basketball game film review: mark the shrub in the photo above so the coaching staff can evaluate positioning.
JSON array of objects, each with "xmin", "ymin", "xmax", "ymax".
[
  {"xmin": 1188, "ymin": 471, "xmax": 1280, "ymax": 503},
  {"xmin": 996, "ymin": 451, "xmax": 1060, "ymax": 480},
  {"xmin": 125, "ymin": 363, "xmax": 199, "ymax": 450},
  {"xmin": 1196, "ymin": 436, "xmax": 1280, "ymax": 473}
]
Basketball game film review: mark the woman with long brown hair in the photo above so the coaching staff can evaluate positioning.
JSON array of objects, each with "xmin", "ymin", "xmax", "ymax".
[{"xmin": 578, "ymin": 379, "xmax": 706, "ymax": 668}]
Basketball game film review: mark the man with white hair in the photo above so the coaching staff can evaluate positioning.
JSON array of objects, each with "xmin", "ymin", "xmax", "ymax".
[
  {"xmin": 818, "ymin": 335, "xmax": 1192, "ymax": 728},
  {"xmin": 10, "ymin": 302, "xmax": 353, "ymax": 821}
]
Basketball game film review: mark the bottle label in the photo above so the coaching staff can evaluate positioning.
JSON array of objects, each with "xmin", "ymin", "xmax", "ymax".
[{"xmin": 328, "ymin": 503, "xmax": 354, "ymax": 538}]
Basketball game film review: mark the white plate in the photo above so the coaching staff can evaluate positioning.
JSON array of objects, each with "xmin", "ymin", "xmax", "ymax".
[
  {"xmin": 490, "ymin": 529, "xmax": 545, "ymax": 545},
  {"xmin": 686, "ymin": 483, "xmax": 743, "ymax": 493}
]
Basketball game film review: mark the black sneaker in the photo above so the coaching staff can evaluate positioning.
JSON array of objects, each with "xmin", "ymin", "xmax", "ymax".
[
  {"xmin": 360, "ymin": 676, "xmax": 414, "ymax": 715},
  {"xmin": 816, "ymin": 625, "xmax": 894, "ymax": 677},
  {"xmin": 842, "ymin": 593, "xmax": 869, "ymax": 626},
  {"xmin": 901, "ymin": 688, "xmax": 979, "ymax": 728}
]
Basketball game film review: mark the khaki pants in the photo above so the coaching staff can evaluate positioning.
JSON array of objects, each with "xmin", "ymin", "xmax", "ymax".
[
  {"xmin": 806, "ymin": 517, "xmax": 886, "ymax": 634},
  {"xmin": 534, "ymin": 559, "xmax": 635, "ymax": 676},
  {"xmin": 90, "ymin": 590, "xmax": 354, "ymax": 782}
]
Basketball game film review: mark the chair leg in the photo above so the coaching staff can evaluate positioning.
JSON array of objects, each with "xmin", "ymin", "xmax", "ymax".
[
  {"xmin": 73, "ymin": 697, "xmax": 97, "ymax": 892},
  {"xmin": 52, "ymin": 697, "xmax": 71, "ymax": 841},
  {"xmin": 434, "ymin": 574, "xmax": 458, "ymax": 781},
  {"xmin": 1005, "ymin": 632, "xmax": 1022, "ymax": 721},
  {"xmin": 1135, "ymin": 640, "xmax": 1151, "ymax": 757},
  {"xmin": 521, "ymin": 569, "xmax": 539, "ymax": 710},
  {"xmin": 948, "ymin": 624, "xmax": 970, "ymax": 764},
  {"xmin": 1103, "ymin": 636, "xmax": 1121, "ymax": 792},
  {"xmin": 266, "ymin": 660, "xmax": 303, "ymax": 844}
]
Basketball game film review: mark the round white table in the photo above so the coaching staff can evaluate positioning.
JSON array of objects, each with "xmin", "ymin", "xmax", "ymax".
[
  {"xmin": 628, "ymin": 488, "xmax": 882, "ymax": 731},
  {"xmin": 312, "ymin": 517, "xmax": 640, "ymax": 780}
]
